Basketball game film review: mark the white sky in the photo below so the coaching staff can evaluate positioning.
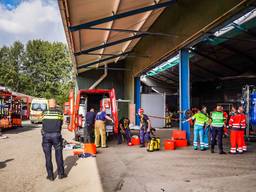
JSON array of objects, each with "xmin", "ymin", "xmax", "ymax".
[{"xmin": 0, "ymin": 0, "xmax": 67, "ymax": 46}]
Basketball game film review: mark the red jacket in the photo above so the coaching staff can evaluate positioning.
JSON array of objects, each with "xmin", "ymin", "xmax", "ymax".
[{"xmin": 229, "ymin": 113, "xmax": 246, "ymax": 130}]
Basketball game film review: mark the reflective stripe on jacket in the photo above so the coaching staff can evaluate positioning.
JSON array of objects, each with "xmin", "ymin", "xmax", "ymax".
[
  {"xmin": 211, "ymin": 111, "xmax": 225, "ymax": 127},
  {"xmin": 229, "ymin": 113, "xmax": 246, "ymax": 130},
  {"xmin": 42, "ymin": 108, "xmax": 63, "ymax": 133}
]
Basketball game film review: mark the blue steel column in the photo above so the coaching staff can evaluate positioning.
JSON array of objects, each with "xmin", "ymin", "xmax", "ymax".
[
  {"xmin": 179, "ymin": 49, "xmax": 190, "ymax": 142},
  {"xmin": 135, "ymin": 77, "xmax": 141, "ymax": 125}
]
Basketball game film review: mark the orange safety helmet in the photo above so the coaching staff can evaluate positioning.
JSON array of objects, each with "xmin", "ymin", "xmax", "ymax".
[{"xmin": 138, "ymin": 108, "xmax": 144, "ymax": 115}]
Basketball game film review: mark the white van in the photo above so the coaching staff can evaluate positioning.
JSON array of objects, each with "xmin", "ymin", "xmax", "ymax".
[{"xmin": 30, "ymin": 98, "xmax": 48, "ymax": 123}]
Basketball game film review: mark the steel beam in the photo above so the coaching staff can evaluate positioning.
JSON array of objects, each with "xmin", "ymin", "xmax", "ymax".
[
  {"xmin": 77, "ymin": 51, "xmax": 132, "ymax": 69},
  {"xmin": 69, "ymin": 0, "xmax": 176, "ymax": 32},
  {"xmin": 86, "ymin": 67, "xmax": 130, "ymax": 71},
  {"xmin": 179, "ymin": 49, "xmax": 190, "ymax": 142},
  {"xmin": 135, "ymin": 77, "xmax": 141, "ymax": 126},
  {"xmin": 74, "ymin": 33, "xmax": 145, "ymax": 56},
  {"xmin": 99, "ymin": 0, "xmax": 121, "ymax": 62},
  {"xmin": 84, "ymin": 52, "xmax": 150, "ymax": 58},
  {"xmin": 86, "ymin": 27, "xmax": 180, "ymax": 37}
]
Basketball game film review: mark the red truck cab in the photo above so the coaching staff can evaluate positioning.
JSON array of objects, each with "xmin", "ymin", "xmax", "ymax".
[{"xmin": 67, "ymin": 89, "xmax": 118, "ymax": 141}]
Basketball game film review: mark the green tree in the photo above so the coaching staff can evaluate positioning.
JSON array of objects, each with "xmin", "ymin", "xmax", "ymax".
[{"xmin": 0, "ymin": 40, "xmax": 73, "ymax": 106}]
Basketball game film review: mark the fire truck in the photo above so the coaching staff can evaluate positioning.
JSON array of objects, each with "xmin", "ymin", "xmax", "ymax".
[
  {"xmin": 12, "ymin": 91, "xmax": 32, "ymax": 120},
  {"xmin": 67, "ymin": 89, "xmax": 118, "ymax": 141},
  {"xmin": 0, "ymin": 87, "xmax": 22, "ymax": 129}
]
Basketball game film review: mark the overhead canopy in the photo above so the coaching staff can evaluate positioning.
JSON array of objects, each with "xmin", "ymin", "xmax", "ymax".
[
  {"xmin": 146, "ymin": 20, "xmax": 256, "ymax": 88},
  {"xmin": 59, "ymin": 0, "xmax": 176, "ymax": 73}
]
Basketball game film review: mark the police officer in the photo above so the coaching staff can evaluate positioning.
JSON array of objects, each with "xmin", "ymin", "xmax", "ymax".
[
  {"xmin": 85, "ymin": 108, "xmax": 96, "ymax": 143},
  {"xmin": 42, "ymin": 99, "xmax": 66, "ymax": 181},
  {"xmin": 210, "ymin": 105, "xmax": 226, "ymax": 154}
]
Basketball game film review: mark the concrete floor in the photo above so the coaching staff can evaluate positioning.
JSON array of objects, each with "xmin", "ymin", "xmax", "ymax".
[
  {"xmin": 96, "ymin": 129, "xmax": 256, "ymax": 192},
  {"xmin": 1, "ymin": 124, "xmax": 256, "ymax": 192}
]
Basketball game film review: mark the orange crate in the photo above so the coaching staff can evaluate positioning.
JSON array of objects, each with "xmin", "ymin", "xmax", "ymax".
[
  {"xmin": 172, "ymin": 130, "xmax": 186, "ymax": 140},
  {"xmin": 164, "ymin": 139, "xmax": 175, "ymax": 150},
  {"xmin": 175, "ymin": 139, "xmax": 188, "ymax": 147},
  {"xmin": 131, "ymin": 136, "xmax": 140, "ymax": 145}
]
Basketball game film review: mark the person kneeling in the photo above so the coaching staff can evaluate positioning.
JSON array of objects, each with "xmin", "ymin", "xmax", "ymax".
[{"xmin": 117, "ymin": 117, "xmax": 131, "ymax": 144}]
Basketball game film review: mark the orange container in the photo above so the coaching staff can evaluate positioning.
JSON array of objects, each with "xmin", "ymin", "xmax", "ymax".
[
  {"xmin": 131, "ymin": 136, "xmax": 140, "ymax": 145},
  {"xmin": 84, "ymin": 143, "xmax": 97, "ymax": 155},
  {"xmin": 164, "ymin": 139, "xmax": 175, "ymax": 150},
  {"xmin": 175, "ymin": 139, "xmax": 188, "ymax": 147},
  {"xmin": 172, "ymin": 130, "xmax": 186, "ymax": 140}
]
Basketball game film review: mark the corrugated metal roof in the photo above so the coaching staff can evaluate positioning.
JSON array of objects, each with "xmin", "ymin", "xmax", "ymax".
[{"xmin": 58, "ymin": 0, "xmax": 175, "ymax": 73}]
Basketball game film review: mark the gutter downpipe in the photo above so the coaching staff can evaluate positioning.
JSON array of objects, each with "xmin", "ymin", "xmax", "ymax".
[{"xmin": 89, "ymin": 64, "xmax": 108, "ymax": 89}]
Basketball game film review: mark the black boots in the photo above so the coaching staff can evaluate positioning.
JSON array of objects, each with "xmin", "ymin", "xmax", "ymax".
[
  {"xmin": 211, "ymin": 146, "xmax": 214, "ymax": 153},
  {"xmin": 46, "ymin": 175, "xmax": 54, "ymax": 181},
  {"xmin": 58, "ymin": 174, "xmax": 67, "ymax": 179}
]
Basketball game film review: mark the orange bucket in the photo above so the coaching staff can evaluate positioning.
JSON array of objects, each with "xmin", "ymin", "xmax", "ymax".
[
  {"xmin": 131, "ymin": 136, "xmax": 140, "ymax": 145},
  {"xmin": 84, "ymin": 143, "xmax": 97, "ymax": 155}
]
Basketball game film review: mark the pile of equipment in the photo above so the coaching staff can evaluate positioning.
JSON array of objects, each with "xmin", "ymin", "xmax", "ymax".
[
  {"xmin": 164, "ymin": 130, "xmax": 188, "ymax": 150},
  {"xmin": 147, "ymin": 137, "xmax": 160, "ymax": 152}
]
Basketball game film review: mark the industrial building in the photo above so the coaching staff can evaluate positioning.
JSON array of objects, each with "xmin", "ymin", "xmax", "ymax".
[
  {"xmin": 59, "ymin": 0, "xmax": 256, "ymax": 140},
  {"xmin": 57, "ymin": 1, "xmax": 256, "ymax": 191},
  {"xmin": 2, "ymin": 1, "xmax": 256, "ymax": 192}
]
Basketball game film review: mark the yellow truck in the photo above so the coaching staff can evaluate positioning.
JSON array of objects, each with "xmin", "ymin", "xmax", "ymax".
[{"xmin": 30, "ymin": 98, "xmax": 48, "ymax": 123}]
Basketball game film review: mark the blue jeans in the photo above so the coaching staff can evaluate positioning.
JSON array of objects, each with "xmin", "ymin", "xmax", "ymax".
[
  {"xmin": 117, "ymin": 128, "xmax": 131, "ymax": 144},
  {"xmin": 140, "ymin": 128, "xmax": 150, "ymax": 145},
  {"xmin": 193, "ymin": 124, "xmax": 204, "ymax": 149},
  {"xmin": 203, "ymin": 126, "xmax": 209, "ymax": 148}
]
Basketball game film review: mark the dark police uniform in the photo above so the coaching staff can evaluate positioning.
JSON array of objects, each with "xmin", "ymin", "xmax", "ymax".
[
  {"xmin": 42, "ymin": 108, "xmax": 65, "ymax": 178},
  {"xmin": 85, "ymin": 111, "xmax": 96, "ymax": 143}
]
